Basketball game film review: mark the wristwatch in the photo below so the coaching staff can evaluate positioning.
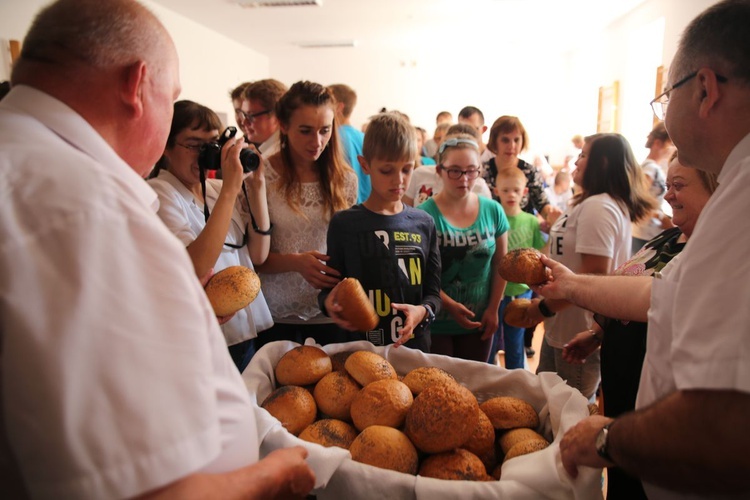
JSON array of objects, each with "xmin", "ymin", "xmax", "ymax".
[
  {"xmin": 538, "ymin": 299, "xmax": 556, "ymax": 318},
  {"xmin": 420, "ymin": 304, "xmax": 435, "ymax": 327},
  {"xmin": 595, "ymin": 421, "xmax": 615, "ymax": 462}
]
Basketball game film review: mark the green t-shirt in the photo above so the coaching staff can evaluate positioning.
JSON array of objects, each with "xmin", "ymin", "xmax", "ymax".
[
  {"xmin": 505, "ymin": 211, "xmax": 546, "ymax": 297},
  {"xmin": 419, "ymin": 196, "xmax": 509, "ymax": 335}
]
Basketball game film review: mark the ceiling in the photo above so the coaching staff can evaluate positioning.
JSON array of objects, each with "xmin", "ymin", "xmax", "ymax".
[{"xmin": 149, "ymin": 0, "xmax": 646, "ymax": 59}]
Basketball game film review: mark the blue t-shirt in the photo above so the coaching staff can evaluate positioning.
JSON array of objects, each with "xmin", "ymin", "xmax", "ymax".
[
  {"xmin": 339, "ymin": 124, "xmax": 370, "ymax": 203},
  {"xmin": 419, "ymin": 196, "xmax": 509, "ymax": 335}
]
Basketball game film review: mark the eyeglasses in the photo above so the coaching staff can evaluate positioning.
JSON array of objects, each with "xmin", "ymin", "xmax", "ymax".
[
  {"xmin": 239, "ymin": 109, "xmax": 271, "ymax": 123},
  {"xmin": 650, "ymin": 70, "xmax": 728, "ymax": 120},
  {"xmin": 441, "ymin": 167, "xmax": 481, "ymax": 180},
  {"xmin": 177, "ymin": 142, "xmax": 209, "ymax": 153}
]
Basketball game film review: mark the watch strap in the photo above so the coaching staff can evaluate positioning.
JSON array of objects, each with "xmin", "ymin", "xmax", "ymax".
[{"xmin": 538, "ymin": 299, "xmax": 556, "ymax": 317}]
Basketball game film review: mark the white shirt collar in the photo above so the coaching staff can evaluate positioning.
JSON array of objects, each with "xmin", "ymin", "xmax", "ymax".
[{"xmin": 719, "ymin": 131, "xmax": 750, "ymax": 184}]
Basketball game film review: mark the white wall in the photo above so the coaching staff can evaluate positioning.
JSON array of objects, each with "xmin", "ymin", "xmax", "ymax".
[{"xmin": 0, "ymin": 0, "xmax": 270, "ymax": 127}]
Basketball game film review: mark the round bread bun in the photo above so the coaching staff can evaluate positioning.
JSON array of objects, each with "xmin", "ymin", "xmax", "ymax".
[
  {"xmin": 349, "ymin": 425, "xmax": 418, "ymax": 475},
  {"xmin": 480, "ymin": 397, "xmax": 540, "ymax": 430},
  {"xmin": 335, "ymin": 277, "xmax": 379, "ymax": 331},
  {"xmin": 498, "ymin": 248, "xmax": 548, "ymax": 286},
  {"xmin": 260, "ymin": 385, "xmax": 316, "ymax": 436},
  {"xmin": 204, "ymin": 266, "xmax": 261, "ymax": 316},
  {"xmin": 330, "ymin": 351, "xmax": 355, "ymax": 372},
  {"xmin": 498, "ymin": 428, "xmax": 548, "ymax": 455},
  {"xmin": 313, "ymin": 371, "xmax": 361, "ymax": 421},
  {"xmin": 298, "ymin": 419, "xmax": 358, "ymax": 450},
  {"xmin": 503, "ymin": 438, "xmax": 549, "ymax": 462},
  {"xmin": 503, "ymin": 298, "xmax": 538, "ymax": 328},
  {"xmin": 404, "ymin": 383, "xmax": 479, "ymax": 454},
  {"xmin": 402, "ymin": 366, "xmax": 456, "ymax": 396},
  {"xmin": 350, "ymin": 379, "xmax": 413, "ymax": 431},
  {"xmin": 344, "ymin": 351, "xmax": 397, "ymax": 387},
  {"xmin": 418, "ymin": 449, "xmax": 488, "ymax": 481},
  {"xmin": 462, "ymin": 408, "xmax": 497, "ymax": 470},
  {"xmin": 275, "ymin": 345, "xmax": 332, "ymax": 386}
]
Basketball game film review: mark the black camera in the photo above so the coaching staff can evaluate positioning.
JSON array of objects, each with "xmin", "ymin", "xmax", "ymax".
[{"xmin": 198, "ymin": 126, "xmax": 259, "ymax": 173}]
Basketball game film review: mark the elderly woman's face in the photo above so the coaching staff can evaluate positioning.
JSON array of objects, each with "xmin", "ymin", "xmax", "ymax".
[{"xmin": 664, "ymin": 160, "xmax": 712, "ymax": 238}]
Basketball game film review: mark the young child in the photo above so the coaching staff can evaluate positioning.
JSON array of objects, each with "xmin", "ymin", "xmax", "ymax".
[
  {"xmin": 489, "ymin": 167, "xmax": 546, "ymax": 369},
  {"xmin": 418, "ymin": 134, "xmax": 509, "ymax": 362},
  {"xmin": 319, "ymin": 113, "xmax": 442, "ymax": 352}
]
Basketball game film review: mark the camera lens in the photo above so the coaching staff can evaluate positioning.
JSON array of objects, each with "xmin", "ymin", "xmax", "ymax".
[{"xmin": 239, "ymin": 149, "xmax": 260, "ymax": 173}]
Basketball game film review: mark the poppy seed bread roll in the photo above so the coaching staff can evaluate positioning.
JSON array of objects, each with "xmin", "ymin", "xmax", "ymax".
[
  {"xmin": 260, "ymin": 385, "xmax": 316, "ymax": 436},
  {"xmin": 344, "ymin": 351, "xmax": 397, "ymax": 387},
  {"xmin": 498, "ymin": 248, "xmax": 548, "ymax": 286},
  {"xmin": 335, "ymin": 278, "xmax": 379, "ymax": 331},
  {"xmin": 418, "ymin": 449, "xmax": 488, "ymax": 481},
  {"xmin": 349, "ymin": 425, "xmax": 418, "ymax": 475},
  {"xmin": 298, "ymin": 419, "xmax": 358, "ymax": 450},
  {"xmin": 402, "ymin": 366, "xmax": 456, "ymax": 396},
  {"xmin": 503, "ymin": 298, "xmax": 537, "ymax": 328},
  {"xmin": 480, "ymin": 396, "xmax": 539, "ymax": 430},
  {"xmin": 275, "ymin": 345, "xmax": 332, "ymax": 386},
  {"xmin": 313, "ymin": 371, "xmax": 361, "ymax": 421},
  {"xmin": 204, "ymin": 265, "xmax": 261, "ymax": 316},
  {"xmin": 350, "ymin": 379, "xmax": 413, "ymax": 431}
]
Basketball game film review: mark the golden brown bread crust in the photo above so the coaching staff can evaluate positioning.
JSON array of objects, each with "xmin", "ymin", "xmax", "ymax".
[
  {"xmin": 498, "ymin": 248, "xmax": 548, "ymax": 286},
  {"xmin": 418, "ymin": 449, "xmax": 488, "ymax": 481},
  {"xmin": 313, "ymin": 371, "xmax": 361, "ymax": 421},
  {"xmin": 350, "ymin": 379, "xmax": 413, "ymax": 431},
  {"xmin": 344, "ymin": 351, "xmax": 397, "ymax": 387},
  {"xmin": 480, "ymin": 397, "xmax": 540, "ymax": 430},
  {"xmin": 498, "ymin": 428, "xmax": 548, "ymax": 455},
  {"xmin": 503, "ymin": 298, "xmax": 536, "ymax": 328},
  {"xmin": 204, "ymin": 266, "xmax": 261, "ymax": 316},
  {"xmin": 275, "ymin": 345, "xmax": 332, "ymax": 386},
  {"xmin": 402, "ymin": 366, "xmax": 456, "ymax": 396},
  {"xmin": 260, "ymin": 385, "xmax": 317, "ymax": 436},
  {"xmin": 404, "ymin": 383, "xmax": 479, "ymax": 454},
  {"xmin": 503, "ymin": 439, "xmax": 549, "ymax": 462},
  {"xmin": 335, "ymin": 278, "xmax": 379, "ymax": 331},
  {"xmin": 349, "ymin": 425, "xmax": 418, "ymax": 475},
  {"xmin": 298, "ymin": 419, "xmax": 358, "ymax": 450},
  {"xmin": 461, "ymin": 409, "xmax": 497, "ymax": 471}
]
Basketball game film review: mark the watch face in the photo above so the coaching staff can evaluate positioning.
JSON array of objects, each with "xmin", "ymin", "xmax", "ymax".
[{"xmin": 595, "ymin": 424, "xmax": 610, "ymax": 459}]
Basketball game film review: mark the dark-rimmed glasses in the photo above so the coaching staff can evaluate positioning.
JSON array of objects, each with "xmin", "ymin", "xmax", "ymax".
[
  {"xmin": 650, "ymin": 70, "xmax": 728, "ymax": 120},
  {"xmin": 239, "ymin": 109, "xmax": 271, "ymax": 123},
  {"xmin": 441, "ymin": 167, "xmax": 481, "ymax": 180}
]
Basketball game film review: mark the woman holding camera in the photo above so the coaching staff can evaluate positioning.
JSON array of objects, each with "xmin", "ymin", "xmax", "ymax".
[
  {"xmin": 255, "ymin": 81, "xmax": 357, "ymax": 348},
  {"xmin": 148, "ymin": 100, "xmax": 272, "ymax": 371}
]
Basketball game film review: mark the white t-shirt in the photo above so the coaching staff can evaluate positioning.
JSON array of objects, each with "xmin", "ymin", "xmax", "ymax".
[
  {"xmin": 545, "ymin": 193, "xmax": 631, "ymax": 348},
  {"xmin": 637, "ymin": 133, "xmax": 750, "ymax": 499},
  {"xmin": 148, "ymin": 170, "xmax": 273, "ymax": 345},
  {"xmin": 0, "ymin": 86, "xmax": 259, "ymax": 499},
  {"xmin": 406, "ymin": 164, "xmax": 492, "ymax": 206}
]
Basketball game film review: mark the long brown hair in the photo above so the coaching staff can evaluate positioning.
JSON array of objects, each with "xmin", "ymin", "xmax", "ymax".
[
  {"xmin": 573, "ymin": 133, "xmax": 656, "ymax": 222},
  {"xmin": 273, "ymin": 81, "xmax": 352, "ymax": 219}
]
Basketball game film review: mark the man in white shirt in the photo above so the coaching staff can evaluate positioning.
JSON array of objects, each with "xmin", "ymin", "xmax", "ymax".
[
  {"xmin": 532, "ymin": 1, "xmax": 750, "ymax": 497},
  {"xmin": 0, "ymin": 0, "xmax": 313, "ymax": 498}
]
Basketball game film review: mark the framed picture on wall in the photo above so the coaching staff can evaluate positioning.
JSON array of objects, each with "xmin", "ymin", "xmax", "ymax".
[
  {"xmin": 654, "ymin": 65, "xmax": 666, "ymax": 126},
  {"xmin": 597, "ymin": 80, "xmax": 620, "ymax": 133}
]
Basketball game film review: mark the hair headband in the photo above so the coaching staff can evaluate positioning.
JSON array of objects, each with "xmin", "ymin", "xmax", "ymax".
[{"xmin": 438, "ymin": 138, "xmax": 479, "ymax": 155}]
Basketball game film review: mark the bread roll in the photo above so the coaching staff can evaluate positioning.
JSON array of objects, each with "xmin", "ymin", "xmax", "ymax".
[
  {"xmin": 204, "ymin": 265, "xmax": 261, "ymax": 316},
  {"xmin": 350, "ymin": 379, "xmax": 413, "ymax": 431},
  {"xmin": 330, "ymin": 350, "xmax": 355, "ymax": 372},
  {"xmin": 335, "ymin": 277, "xmax": 379, "ymax": 331},
  {"xmin": 503, "ymin": 298, "xmax": 537, "ymax": 328},
  {"xmin": 275, "ymin": 345, "xmax": 332, "ymax": 386},
  {"xmin": 260, "ymin": 385, "xmax": 316, "ymax": 436},
  {"xmin": 402, "ymin": 366, "xmax": 456, "ymax": 396},
  {"xmin": 491, "ymin": 463, "xmax": 502, "ymax": 480},
  {"xmin": 404, "ymin": 383, "xmax": 479, "ymax": 454},
  {"xmin": 313, "ymin": 371, "xmax": 361, "ymax": 421},
  {"xmin": 480, "ymin": 397, "xmax": 539, "ymax": 430},
  {"xmin": 503, "ymin": 439, "xmax": 549, "ymax": 462},
  {"xmin": 298, "ymin": 419, "xmax": 358, "ymax": 450},
  {"xmin": 461, "ymin": 408, "xmax": 496, "ymax": 471},
  {"xmin": 498, "ymin": 248, "xmax": 548, "ymax": 286},
  {"xmin": 418, "ymin": 449, "xmax": 488, "ymax": 481},
  {"xmin": 349, "ymin": 425, "xmax": 418, "ymax": 475},
  {"xmin": 498, "ymin": 428, "xmax": 548, "ymax": 454},
  {"xmin": 344, "ymin": 351, "xmax": 397, "ymax": 387}
]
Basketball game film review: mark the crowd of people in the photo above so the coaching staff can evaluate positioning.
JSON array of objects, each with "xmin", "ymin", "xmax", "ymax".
[{"xmin": 1, "ymin": 0, "xmax": 748, "ymax": 498}]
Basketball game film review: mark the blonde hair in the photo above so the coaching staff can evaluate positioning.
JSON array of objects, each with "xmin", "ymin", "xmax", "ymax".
[{"xmin": 362, "ymin": 112, "xmax": 417, "ymax": 163}]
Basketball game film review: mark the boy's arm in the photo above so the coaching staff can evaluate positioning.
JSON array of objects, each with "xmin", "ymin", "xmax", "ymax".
[{"xmin": 422, "ymin": 219, "xmax": 442, "ymax": 315}]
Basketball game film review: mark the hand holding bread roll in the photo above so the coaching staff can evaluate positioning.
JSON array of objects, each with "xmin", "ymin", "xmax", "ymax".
[
  {"xmin": 503, "ymin": 298, "xmax": 541, "ymax": 329},
  {"xmin": 498, "ymin": 248, "xmax": 548, "ymax": 286},
  {"xmin": 204, "ymin": 265, "xmax": 261, "ymax": 316},
  {"xmin": 326, "ymin": 278, "xmax": 379, "ymax": 332}
]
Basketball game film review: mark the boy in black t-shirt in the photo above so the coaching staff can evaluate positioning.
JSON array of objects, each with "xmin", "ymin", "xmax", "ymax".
[{"xmin": 318, "ymin": 113, "xmax": 441, "ymax": 351}]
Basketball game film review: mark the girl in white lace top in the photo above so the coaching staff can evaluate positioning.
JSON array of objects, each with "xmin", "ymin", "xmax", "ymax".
[{"xmin": 255, "ymin": 81, "xmax": 357, "ymax": 348}]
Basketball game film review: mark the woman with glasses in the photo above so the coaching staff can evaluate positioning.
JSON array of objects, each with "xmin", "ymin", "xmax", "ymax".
[
  {"xmin": 529, "ymin": 133, "xmax": 656, "ymax": 402},
  {"xmin": 148, "ymin": 100, "xmax": 273, "ymax": 371},
  {"xmin": 254, "ymin": 81, "xmax": 357, "ymax": 348},
  {"xmin": 418, "ymin": 134, "xmax": 509, "ymax": 361}
]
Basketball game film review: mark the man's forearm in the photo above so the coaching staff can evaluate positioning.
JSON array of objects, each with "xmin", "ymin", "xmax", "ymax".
[
  {"xmin": 609, "ymin": 390, "xmax": 750, "ymax": 494},
  {"xmin": 567, "ymin": 274, "xmax": 651, "ymax": 322}
]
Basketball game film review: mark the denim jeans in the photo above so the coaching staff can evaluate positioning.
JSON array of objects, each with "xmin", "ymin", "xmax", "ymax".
[
  {"xmin": 537, "ymin": 336, "xmax": 601, "ymax": 402},
  {"xmin": 488, "ymin": 290, "xmax": 533, "ymax": 368}
]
